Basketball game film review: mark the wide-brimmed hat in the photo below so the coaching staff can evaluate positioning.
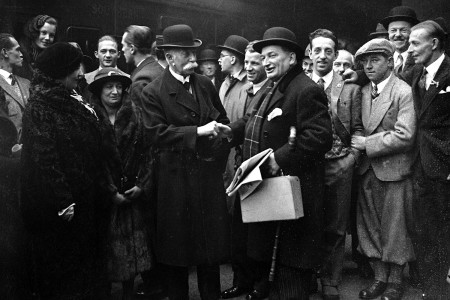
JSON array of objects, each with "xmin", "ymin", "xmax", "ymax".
[
  {"xmin": 355, "ymin": 38, "xmax": 395, "ymax": 61},
  {"xmin": 158, "ymin": 24, "xmax": 202, "ymax": 48},
  {"xmin": 217, "ymin": 35, "xmax": 249, "ymax": 57},
  {"xmin": 197, "ymin": 49, "xmax": 218, "ymax": 62},
  {"xmin": 88, "ymin": 67, "xmax": 131, "ymax": 96},
  {"xmin": 369, "ymin": 23, "xmax": 389, "ymax": 39},
  {"xmin": 253, "ymin": 27, "xmax": 302, "ymax": 56},
  {"xmin": 35, "ymin": 42, "xmax": 82, "ymax": 79},
  {"xmin": 380, "ymin": 6, "xmax": 419, "ymax": 28}
]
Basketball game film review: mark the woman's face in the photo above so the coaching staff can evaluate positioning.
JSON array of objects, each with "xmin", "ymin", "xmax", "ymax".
[
  {"xmin": 61, "ymin": 65, "xmax": 82, "ymax": 91},
  {"xmin": 100, "ymin": 80, "xmax": 123, "ymax": 108},
  {"xmin": 34, "ymin": 22, "xmax": 56, "ymax": 49}
]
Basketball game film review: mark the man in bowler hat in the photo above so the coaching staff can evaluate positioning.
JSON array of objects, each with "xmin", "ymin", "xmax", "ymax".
[
  {"xmin": 140, "ymin": 24, "xmax": 231, "ymax": 299},
  {"xmin": 216, "ymin": 26, "xmax": 332, "ymax": 299},
  {"xmin": 197, "ymin": 48, "xmax": 222, "ymax": 92}
]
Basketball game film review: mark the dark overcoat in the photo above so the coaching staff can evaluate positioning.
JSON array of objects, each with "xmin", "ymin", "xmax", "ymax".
[
  {"xmin": 141, "ymin": 68, "xmax": 230, "ymax": 267},
  {"xmin": 129, "ymin": 56, "xmax": 164, "ymax": 108},
  {"xmin": 230, "ymin": 64, "xmax": 333, "ymax": 269},
  {"xmin": 20, "ymin": 71, "xmax": 107, "ymax": 298}
]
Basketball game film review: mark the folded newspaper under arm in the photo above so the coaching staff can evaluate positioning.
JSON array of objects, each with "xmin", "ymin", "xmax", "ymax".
[{"xmin": 226, "ymin": 148, "xmax": 273, "ymax": 200}]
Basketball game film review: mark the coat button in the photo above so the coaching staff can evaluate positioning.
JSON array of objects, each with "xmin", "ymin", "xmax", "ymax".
[
  {"xmin": 191, "ymin": 112, "xmax": 196, "ymax": 117},
  {"xmin": 263, "ymin": 131, "xmax": 269, "ymax": 137}
]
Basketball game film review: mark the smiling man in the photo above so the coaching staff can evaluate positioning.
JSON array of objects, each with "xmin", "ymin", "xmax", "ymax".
[{"xmin": 333, "ymin": 49, "xmax": 354, "ymax": 75}]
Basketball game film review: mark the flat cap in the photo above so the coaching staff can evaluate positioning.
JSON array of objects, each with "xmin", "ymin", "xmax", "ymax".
[{"xmin": 355, "ymin": 38, "xmax": 395, "ymax": 60}]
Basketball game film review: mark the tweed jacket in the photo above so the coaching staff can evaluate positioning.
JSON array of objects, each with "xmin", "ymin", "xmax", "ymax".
[
  {"xmin": 0, "ymin": 74, "xmax": 30, "ymax": 138},
  {"xmin": 129, "ymin": 56, "xmax": 164, "ymax": 108},
  {"xmin": 358, "ymin": 74, "xmax": 416, "ymax": 181},
  {"xmin": 400, "ymin": 54, "xmax": 450, "ymax": 181}
]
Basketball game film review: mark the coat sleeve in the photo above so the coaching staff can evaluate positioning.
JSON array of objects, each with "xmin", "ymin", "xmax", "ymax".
[
  {"xmin": 365, "ymin": 86, "xmax": 416, "ymax": 158},
  {"xmin": 349, "ymin": 84, "xmax": 363, "ymax": 162},
  {"xmin": 275, "ymin": 84, "xmax": 333, "ymax": 168}
]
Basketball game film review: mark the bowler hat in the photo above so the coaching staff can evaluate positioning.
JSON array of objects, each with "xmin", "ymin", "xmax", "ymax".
[
  {"xmin": 159, "ymin": 24, "xmax": 202, "ymax": 48},
  {"xmin": 355, "ymin": 38, "xmax": 395, "ymax": 61},
  {"xmin": 253, "ymin": 27, "xmax": 302, "ymax": 56},
  {"xmin": 217, "ymin": 35, "xmax": 249, "ymax": 57},
  {"xmin": 380, "ymin": 6, "xmax": 419, "ymax": 28},
  {"xmin": 369, "ymin": 23, "xmax": 389, "ymax": 39},
  {"xmin": 35, "ymin": 42, "xmax": 82, "ymax": 79},
  {"xmin": 197, "ymin": 49, "xmax": 218, "ymax": 62},
  {"xmin": 88, "ymin": 67, "xmax": 131, "ymax": 97}
]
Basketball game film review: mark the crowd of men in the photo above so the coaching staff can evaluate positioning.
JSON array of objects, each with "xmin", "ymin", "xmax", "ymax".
[{"xmin": 0, "ymin": 4, "xmax": 449, "ymax": 300}]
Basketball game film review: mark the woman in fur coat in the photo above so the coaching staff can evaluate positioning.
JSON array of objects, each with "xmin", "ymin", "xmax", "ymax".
[{"xmin": 89, "ymin": 67, "xmax": 154, "ymax": 300}]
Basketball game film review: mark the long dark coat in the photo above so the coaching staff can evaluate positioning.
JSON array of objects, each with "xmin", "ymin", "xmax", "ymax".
[
  {"xmin": 92, "ymin": 92, "xmax": 154, "ymax": 281},
  {"xmin": 230, "ymin": 64, "xmax": 332, "ymax": 269},
  {"xmin": 141, "ymin": 68, "xmax": 230, "ymax": 267},
  {"xmin": 20, "ymin": 71, "xmax": 107, "ymax": 299}
]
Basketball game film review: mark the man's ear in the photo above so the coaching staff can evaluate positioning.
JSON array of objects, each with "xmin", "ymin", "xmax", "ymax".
[
  {"xmin": 230, "ymin": 55, "xmax": 236, "ymax": 65},
  {"xmin": 289, "ymin": 52, "xmax": 297, "ymax": 66},
  {"xmin": 117, "ymin": 50, "xmax": 121, "ymax": 58},
  {"xmin": 431, "ymin": 38, "xmax": 439, "ymax": 51},
  {"xmin": 94, "ymin": 51, "xmax": 99, "ymax": 59}
]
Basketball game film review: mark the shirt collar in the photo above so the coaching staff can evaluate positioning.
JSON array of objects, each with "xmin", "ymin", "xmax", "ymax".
[
  {"xmin": 136, "ymin": 57, "xmax": 147, "ymax": 68},
  {"xmin": 311, "ymin": 69, "xmax": 333, "ymax": 90},
  {"xmin": 372, "ymin": 72, "xmax": 392, "ymax": 93},
  {"xmin": 0, "ymin": 69, "xmax": 12, "ymax": 83},
  {"xmin": 393, "ymin": 51, "xmax": 408, "ymax": 67},
  {"xmin": 425, "ymin": 53, "xmax": 445, "ymax": 81},
  {"xmin": 251, "ymin": 78, "xmax": 268, "ymax": 95},
  {"xmin": 169, "ymin": 66, "xmax": 190, "ymax": 84},
  {"xmin": 232, "ymin": 68, "xmax": 246, "ymax": 81},
  {"xmin": 98, "ymin": 65, "xmax": 118, "ymax": 71}
]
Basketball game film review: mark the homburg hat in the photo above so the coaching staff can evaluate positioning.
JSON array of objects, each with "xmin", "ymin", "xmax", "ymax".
[
  {"xmin": 158, "ymin": 24, "xmax": 202, "ymax": 48},
  {"xmin": 197, "ymin": 49, "xmax": 219, "ymax": 62},
  {"xmin": 217, "ymin": 35, "xmax": 249, "ymax": 57},
  {"xmin": 369, "ymin": 23, "xmax": 389, "ymax": 39},
  {"xmin": 88, "ymin": 67, "xmax": 132, "ymax": 97},
  {"xmin": 355, "ymin": 38, "xmax": 395, "ymax": 61},
  {"xmin": 380, "ymin": 6, "xmax": 419, "ymax": 28},
  {"xmin": 253, "ymin": 27, "xmax": 302, "ymax": 56}
]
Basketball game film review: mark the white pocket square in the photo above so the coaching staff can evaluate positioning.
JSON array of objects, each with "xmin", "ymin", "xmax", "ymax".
[
  {"xmin": 267, "ymin": 108, "xmax": 282, "ymax": 121},
  {"xmin": 439, "ymin": 86, "xmax": 450, "ymax": 94}
]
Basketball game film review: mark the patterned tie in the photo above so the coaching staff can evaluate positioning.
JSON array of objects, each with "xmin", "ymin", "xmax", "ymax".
[
  {"xmin": 396, "ymin": 54, "xmax": 404, "ymax": 73},
  {"xmin": 371, "ymin": 84, "xmax": 379, "ymax": 100},
  {"xmin": 418, "ymin": 68, "xmax": 427, "ymax": 99},
  {"xmin": 9, "ymin": 74, "xmax": 16, "ymax": 86},
  {"xmin": 9, "ymin": 74, "xmax": 23, "ymax": 99},
  {"xmin": 317, "ymin": 78, "xmax": 325, "ymax": 90}
]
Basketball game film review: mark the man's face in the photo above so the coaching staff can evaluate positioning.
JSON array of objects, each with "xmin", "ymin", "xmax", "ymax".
[
  {"xmin": 360, "ymin": 54, "xmax": 393, "ymax": 84},
  {"xmin": 168, "ymin": 48, "xmax": 198, "ymax": 77},
  {"xmin": 34, "ymin": 22, "xmax": 56, "ymax": 49},
  {"xmin": 310, "ymin": 36, "xmax": 337, "ymax": 76},
  {"xmin": 408, "ymin": 28, "xmax": 436, "ymax": 67},
  {"xmin": 261, "ymin": 45, "xmax": 294, "ymax": 81},
  {"xmin": 388, "ymin": 20, "xmax": 412, "ymax": 53},
  {"xmin": 302, "ymin": 57, "xmax": 313, "ymax": 76},
  {"xmin": 245, "ymin": 51, "xmax": 266, "ymax": 84},
  {"xmin": 218, "ymin": 50, "xmax": 234, "ymax": 74},
  {"xmin": 199, "ymin": 61, "xmax": 217, "ymax": 78},
  {"xmin": 4, "ymin": 37, "xmax": 23, "ymax": 67},
  {"xmin": 96, "ymin": 40, "xmax": 119, "ymax": 68},
  {"xmin": 333, "ymin": 50, "xmax": 354, "ymax": 75},
  {"xmin": 121, "ymin": 32, "xmax": 133, "ymax": 64}
]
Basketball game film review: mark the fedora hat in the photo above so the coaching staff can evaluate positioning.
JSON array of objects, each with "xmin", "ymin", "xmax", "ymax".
[
  {"xmin": 369, "ymin": 23, "xmax": 389, "ymax": 39},
  {"xmin": 253, "ymin": 27, "xmax": 302, "ymax": 56},
  {"xmin": 197, "ymin": 49, "xmax": 218, "ymax": 62},
  {"xmin": 158, "ymin": 24, "xmax": 202, "ymax": 48},
  {"xmin": 217, "ymin": 35, "xmax": 249, "ymax": 57},
  {"xmin": 380, "ymin": 6, "xmax": 419, "ymax": 28},
  {"xmin": 88, "ymin": 67, "xmax": 132, "ymax": 97}
]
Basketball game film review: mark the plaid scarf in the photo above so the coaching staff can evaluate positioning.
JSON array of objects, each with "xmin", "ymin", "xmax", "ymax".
[{"xmin": 242, "ymin": 80, "xmax": 275, "ymax": 160}]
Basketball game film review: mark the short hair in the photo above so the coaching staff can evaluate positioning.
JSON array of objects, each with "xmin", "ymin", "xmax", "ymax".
[
  {"xmin": 245, "ymin": 40, "xmax": 260, "ymax": 53},
  {"xmin": 0, "ymin": 34, "xmax": 15, "ymax": 54},
  {"xmin": 97, "ymin": 35, "xmax": 118, "ymax": 49},
  {"xmin": 411, "ymin": 20, "xmax": 447, "ymax": 50},
  {"xmin": 124, "ymin": 25, "xmax": 154, "ymax": 55},
  {"xmin": 25, "ymin": 15, "xmax": 58, "ymax": 42},
  {"xmin": 309, "ymin": 28, "xmax": 339, "ymax": 52}
]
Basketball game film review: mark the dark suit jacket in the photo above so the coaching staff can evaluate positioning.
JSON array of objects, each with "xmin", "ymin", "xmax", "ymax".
[
  {"xmin": 0, "ymin": 74, "xmax": 30, "ymax": 139},
  {"xmin": 130, "ymin": 56, "xmax": 164, "ymax": 108},
  {"xmin": 400, "ymin": 54, "xmax": 450, "ymax": 180},
  {"xmin": 230, "ymin": 64, "xmax": 332, "ymax": 268}
]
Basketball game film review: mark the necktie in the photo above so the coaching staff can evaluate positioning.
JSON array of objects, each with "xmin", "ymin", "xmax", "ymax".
[
  {"xmin": 418, "ymin": 68, "xmax": 427, "ymax": 99},
  {"xmin": 397, "ymin": 54, "xmax": 404, "ymax": 70},
  {"xmin": 9, "ymin": 74, "xmax": 16, "ymax": 86},
  {"xmin": 317, "ymin": 78, "xmax": 325, "ymax": 90},
  {"xmin": 371, "ymin": 84, "xmax": 379, "ymax": 100},
  {"xmin": 183, "ymin": 81, "xmax": 190, "ymax": 91}
]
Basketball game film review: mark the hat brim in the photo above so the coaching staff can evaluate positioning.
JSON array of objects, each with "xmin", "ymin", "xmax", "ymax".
[
  {"xmin": 88, "ymin": 75, "xmax": 132, "ymax": 96},
  {"xmin": 216, "ymin": 45, "xmax": 245, "ymax": 57},
  {"xmin": 380, "ymin": 16, "xmax": 419, "ymax": 28},
  {"xmin": 158, "ymin": 39, "xmax": 202, "ymax": 49},
  {"xmin": 252, "ymin": 38, "xmax": 303, "ymax": 56},
  {"xmin": 355, "ymin": 50, "xmax": 393, "ymax": 61},
  {"xmin": 368, "ymin": 32, "xmax": 389, "ymax": 38}
]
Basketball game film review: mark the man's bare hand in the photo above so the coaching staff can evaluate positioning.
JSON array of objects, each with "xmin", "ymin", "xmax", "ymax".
[
  {"xmin": 197, "ymin": 121, "xmax": 218, "ymax": 138},
  {"xmin": 261, "ymin": 153, "xmax": 281, "ymax": 177},
  {"xmin": 351, "ymin": 136, "xmax": 366, "ymax": 151},
  {"xmin": 342, "ymin": 68, "xmax": 358, "ymax": 83},
  {"xmin": 215, "ymin": 123, "xmax": 232, "ymax": 138}
]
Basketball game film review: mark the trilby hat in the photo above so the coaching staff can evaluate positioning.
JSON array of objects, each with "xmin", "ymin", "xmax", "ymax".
[
  {"xmin": 355, "ymin": 38, "xmax": 395, "ymax": 61},
  {"xmin": 197, "ymin": 49, "xmax": 218, "ymax": 62},
  {"xmin": 380, "ymin": 6, "xmax": 419, "ymax": 28},
  {"xmin": 369, "ymin": 23, "xmax": 389, "ymax": 39},
  {"xmin": 158, "ymin": 24, "xmax": 202, "ymax": 48},
  {"xmin": 217, "ymin": 35, "xmax": 249, "ymax": 57},
  {"xmin": 88, "ymin": 67, "xmax": 131, "ymax": 97},
  {"xmin": 253, "ymin": 27, "xmax": 302, "ymax": 56}
]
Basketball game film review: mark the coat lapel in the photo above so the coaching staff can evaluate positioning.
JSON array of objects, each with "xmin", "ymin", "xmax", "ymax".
[
  {"xmin": 366, "ymin": 75, "xmax": 396, "ymax": 135},
  {"xmin": 419, "ymin": 55, "xmax": 450, "ymax": 118},
  {"xmin": 330, "ymin": 72, "xmax": 344, "ymax": 117},
  {"xmin": 361, "ymin": 84, "xmax": 372, "ymax": 132},
  {"xmin": 0, "ymin": 75, "xmax": 25, "ymax": 108},
  {"xmin": 163, "ymin": 69, "xmax": 200, "ymax": 115}
]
